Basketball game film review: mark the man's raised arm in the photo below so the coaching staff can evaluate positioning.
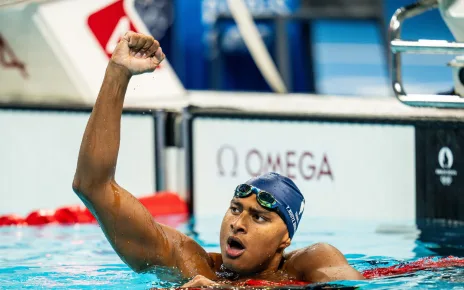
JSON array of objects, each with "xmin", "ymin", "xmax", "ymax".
[{"xmin": 71, "ymin": 32, "xmax": 212, "ymax": 275}]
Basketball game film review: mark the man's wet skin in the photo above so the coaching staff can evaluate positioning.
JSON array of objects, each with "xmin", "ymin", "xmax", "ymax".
[{"xmin": 72, "ymin": 31, "xmax": 365, "ymax": 289}]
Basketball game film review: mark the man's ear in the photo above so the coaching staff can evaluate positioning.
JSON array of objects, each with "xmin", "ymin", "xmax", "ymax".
[{"xmin": 278, "ymin": 233, "xmax": 291, "ymax": 251}]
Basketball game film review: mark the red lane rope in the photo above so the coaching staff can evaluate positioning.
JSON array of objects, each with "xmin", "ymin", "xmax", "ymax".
[
  {"xmin": 0, "ymin": 191, "xmax": 188, "ymax": 227},
  {"xmin": 362, "ymin": 255, "xmax": 464, "ymax": 279}
]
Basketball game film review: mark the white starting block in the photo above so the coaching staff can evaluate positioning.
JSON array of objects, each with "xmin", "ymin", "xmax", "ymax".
[{"xmin": 0, "ymin": 0, "xmax": 186, "ymax": 106}]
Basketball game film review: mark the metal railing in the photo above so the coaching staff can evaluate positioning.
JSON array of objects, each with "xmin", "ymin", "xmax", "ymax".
[{"xmin": 390, "ymin": 0, "xmax": 464, "ymax": 108}]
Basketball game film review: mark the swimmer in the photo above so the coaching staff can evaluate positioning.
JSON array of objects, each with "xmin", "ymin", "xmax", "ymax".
[{"xmin": 72, "ymin": 31, "xmax": 365, "ymax": 287}]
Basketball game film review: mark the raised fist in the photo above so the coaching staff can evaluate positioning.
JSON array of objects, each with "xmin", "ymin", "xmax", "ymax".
[{"xmin": 110, "ymin": 31, "xmax": 165, "ymax": 76}]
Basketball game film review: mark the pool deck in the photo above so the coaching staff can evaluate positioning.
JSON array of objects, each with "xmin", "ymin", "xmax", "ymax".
[
  {"xmin": 130, "ymin": 91, "xmax": 464, "ymax": 122},
  {"xmin": 3, "ymin": 91, "xmax": 464, "ymax": 122}
]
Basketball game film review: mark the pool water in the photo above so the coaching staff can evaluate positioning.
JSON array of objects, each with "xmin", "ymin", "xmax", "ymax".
[{"xmin": 0, "ymin": 216, "xmax": 463, "ymax": 289}]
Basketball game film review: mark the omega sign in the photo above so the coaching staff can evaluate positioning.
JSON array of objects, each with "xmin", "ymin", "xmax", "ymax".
[{"xmin": 217, "ymin": 145, "xmax": 334, "ymax": 181}]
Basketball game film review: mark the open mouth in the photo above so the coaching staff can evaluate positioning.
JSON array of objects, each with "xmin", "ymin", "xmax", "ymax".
[{"xmin": 226, "ymin": 236, "xmax": 246, "ymax": 259}]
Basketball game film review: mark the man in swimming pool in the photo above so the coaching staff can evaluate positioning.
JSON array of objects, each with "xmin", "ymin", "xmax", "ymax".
[{"xmin": 72, "ymin": 31, "xmax": 365, "ymax": 287}]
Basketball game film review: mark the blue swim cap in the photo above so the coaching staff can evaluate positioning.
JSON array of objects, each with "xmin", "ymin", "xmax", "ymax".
[{"xmin": 246, "ymin": 172, "xmax": 305, "ymax": 239}]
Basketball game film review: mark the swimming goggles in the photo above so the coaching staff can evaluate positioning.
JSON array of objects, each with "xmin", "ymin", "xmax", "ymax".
[{"xmin": 234, "ymin": 184, "xmax": 279, "ymax": 209}]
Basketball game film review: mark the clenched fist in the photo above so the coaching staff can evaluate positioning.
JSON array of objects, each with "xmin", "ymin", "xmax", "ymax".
[{"xmin": 110, "ymin": 31, "xmax": 165, "ymax": 76}]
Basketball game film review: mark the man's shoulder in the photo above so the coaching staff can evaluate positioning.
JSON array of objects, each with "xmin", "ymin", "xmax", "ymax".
[
  {"xmin": 285, "ymin": 243, "xmax": 346, "ymax": 271},
  {"xmin": 285, "ymin": 243, "xmax": 364, "ymax": 282},
  {"xmin": 286, "ymin": 242, "xmax": 340, "ymax": 260}
]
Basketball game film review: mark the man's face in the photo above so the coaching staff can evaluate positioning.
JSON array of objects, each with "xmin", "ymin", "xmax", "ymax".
[{"xmin": 219, "ymin": 195, "xmax": 290, "ymax": 274}]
